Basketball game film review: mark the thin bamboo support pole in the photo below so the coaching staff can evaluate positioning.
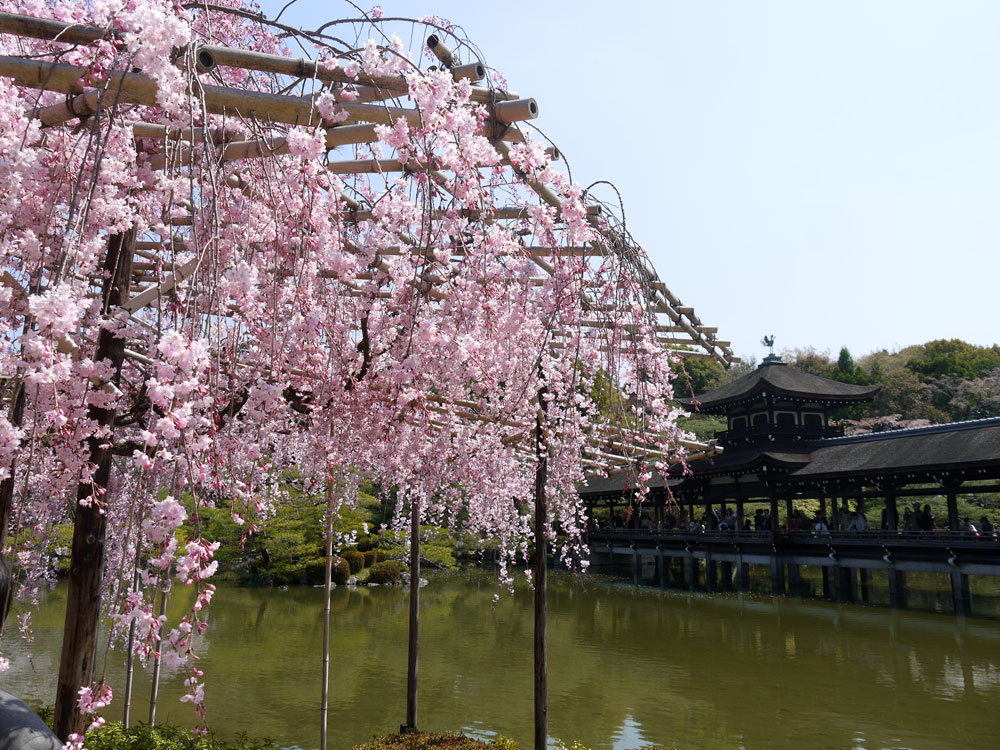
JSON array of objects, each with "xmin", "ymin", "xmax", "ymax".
[
  {"xmin": 146, "ymin": 585, "xmax": 168, "ymax": 725},
  {"xmin": 121, "ymin": 551, "xmax": 141, "ymax": 727},
  {"xmin": 54, "ymin": 227, "xmax": 136, "ymax": 741},
  {"xmin": 320, "ymin": 475, "xmax": 335, "ymax": 750},
  {"xmin": 405, "ymin": 495, "xmax": 420, "ymax": 731},
  {"xmin": 533, "ymin": 383, "xmax": 548, "ymax": 750}
]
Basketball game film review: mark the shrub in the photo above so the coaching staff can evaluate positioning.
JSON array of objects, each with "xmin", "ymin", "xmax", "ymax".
[
  {"xmin": 375, "ymin": 549, "xmax": 389, "ymax": 563},
  {"xmin": 355, "ymin": 732, "xmax": 515, "ymax": 750},
  {"xmin": 367, "ymin": 560, "xmax": 403, "ymax": 584},
  {"xmin": 84, "ymin": 722, "xmax": 278, "ymax": 750},
  {"xmin": 356, "ymin": 536, "xmax": 375, "ymax": 552},
  {"xmin": 331, "ymin": 556, "xmax": 350, "ymax": 585},
  {"xmin": 343, "ymin": 550, "xmax": 365, "ymax": 574},
  {"xmin": 363, "ymin": 550, "xmax": 377, "ymax": 568}
]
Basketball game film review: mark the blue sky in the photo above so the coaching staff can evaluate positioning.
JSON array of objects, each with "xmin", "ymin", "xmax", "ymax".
[{"xmin": 259, "ymin": 1, "xmax": 999, "ymax": 365}]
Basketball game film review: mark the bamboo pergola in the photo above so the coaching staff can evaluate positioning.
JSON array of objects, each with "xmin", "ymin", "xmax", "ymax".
[{"xmin": 0, "ymin": 6, "xmax": 736, "ymax": 744}]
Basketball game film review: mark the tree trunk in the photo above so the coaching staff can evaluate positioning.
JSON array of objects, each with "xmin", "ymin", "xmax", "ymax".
[
  {"xmin": 54, "ymin": 228, "xmax": 135, "ymax": 741},
  {"xmin": 405, "ymin": 495, "xmax": 420, "ymax": 731},
  {"xmin": 533, "ymin": 391, "xmax": 548, "ymax": 750}
]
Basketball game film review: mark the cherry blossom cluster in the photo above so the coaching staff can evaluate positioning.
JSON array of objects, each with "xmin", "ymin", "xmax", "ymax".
[{"xmin": 0, "ymin": 0, "xmax": 693, "ymax": 731}]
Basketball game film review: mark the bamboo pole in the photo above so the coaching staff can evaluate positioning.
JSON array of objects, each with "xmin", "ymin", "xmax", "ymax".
[
  {"xmin": 146, "ymin": 586, "xmax": 168, "ymax": 725},
  {"xmin": 405, "ymin": 494, "xmax": 420, "ymax": 731},
  {"xmin": 320, "ymin": 475, "xmax": 335, "ymax": 750},
  {"xmin": 121, "ymin": 553, "xmax": 141, "ymax": 727},
  {"xmin": 533, "ymin": 385, "xmax": 548, "ymax": 750},
  {"xmin": 53, "ymin": 227, "xmax": 136, "ymax": 741}
]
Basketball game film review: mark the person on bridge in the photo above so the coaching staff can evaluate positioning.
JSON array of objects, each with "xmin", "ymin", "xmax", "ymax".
[
  {"xmin": 980, "ymin": 516, "xmax": 996, "ymax": 538},
  {"xmin": 663, "ymin": 509, "xmax": 677, "ymax": 531},
  {"xmin": 813, "ymin": 514, "xmax": 831, "ymax": 536},
  {"xmin": 846, "ymin": 511, "xmax": 869, "ymax": 532},
  {"xmin": 918, "ymin": 505, "xmax": 935, "ymax": 531}
]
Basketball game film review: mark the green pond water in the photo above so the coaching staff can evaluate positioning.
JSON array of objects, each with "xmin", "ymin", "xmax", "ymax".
[{"xmin": 2, "ymin": 570, "xmax": 1000, "ymax": 750}]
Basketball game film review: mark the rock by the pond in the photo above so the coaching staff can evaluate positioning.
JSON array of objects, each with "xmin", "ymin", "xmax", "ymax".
[
  {"xmin": 347, "ymin": 575, "xmax": 358, "ymax": 585},
  {"xmin": 400, "ymin": 572, "xmax": 410, "ymax": 584},
  {"xmin": 419, "ymin": 577, "xmax": 429, "ymax": 587}
]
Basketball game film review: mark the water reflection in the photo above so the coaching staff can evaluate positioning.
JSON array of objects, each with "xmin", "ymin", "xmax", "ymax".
[{"xmin": 2, "ymin": 573, "xmax": 999, "ymax": 750}]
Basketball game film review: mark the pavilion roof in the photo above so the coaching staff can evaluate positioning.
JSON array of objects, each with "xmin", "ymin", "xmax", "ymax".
[
  {"xmin": 787, "ymin": 417, "xmax": 1000, "ymax": 480},
  {"xmin": 681, "ymin": 361, "xmax": 881, "ymax": 413}
]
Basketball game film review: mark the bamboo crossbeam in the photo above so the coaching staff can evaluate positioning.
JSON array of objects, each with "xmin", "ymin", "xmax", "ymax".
[
  {"xmin": 121, "ymin": 257, "xmax": 198, "ymax": 314},
  {"xmin": 0, "ymin": 56, "xmax": 428, "ymax": 128},
  {"xmin": 0, "ymin": 12, "xmax": 522, "ymax": 107}
]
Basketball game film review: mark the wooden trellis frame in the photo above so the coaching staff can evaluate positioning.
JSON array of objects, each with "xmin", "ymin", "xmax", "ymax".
[{"xmin": 0, "ymin": 7, "xmax": 736, "ymax": 744}]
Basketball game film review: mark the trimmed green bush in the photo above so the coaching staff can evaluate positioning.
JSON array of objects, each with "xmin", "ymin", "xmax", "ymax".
[
  {"xmin": 363, "ymin": 550, "xmax": 377, "ymax": 568},
  {"xmin": 331, "ymin": 556, "xmax": 350, "ymax": 585},
  {"xmin": 343, "ymin": 550, "xmax": 365, "ymax": 573},
  {"xmin": 367, "ymin": 560, "xmax": 403, "ymax": 584},
  {"xmin": 375, "ymin": 549, "xmax": 389, "ymax": 563},
  {"xmin": 84, "ymin": 722, "xmax": 278, "ymax": 750},
  {"xmin": 355, "ymin": 732, "xmax": 513, "ymax": 750}
]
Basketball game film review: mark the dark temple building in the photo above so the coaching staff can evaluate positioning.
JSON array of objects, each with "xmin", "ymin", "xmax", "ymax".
[{"xmin": 581, "ymin": 356, "xmax": 1000, "ymax": 615}]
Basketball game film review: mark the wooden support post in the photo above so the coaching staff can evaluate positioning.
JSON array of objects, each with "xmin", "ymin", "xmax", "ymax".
[
  {"xmin": 819, "ymin": 496, "xmax": 827, "ymax": 515},
  {"xmin": 831, "ymin": 495, "xmax": 840, "ymax": 531},
  {"xmin": 684, "ymin": 555, "xmax": 695, "ymax": 591},
  {"xmin": 945, "ymin": 481, "xmax": 961, "ymax": 531},
  {"xmin": 821, "ymin": 566, "xmax": 832, "ymax": 600},
  {"xmin": 888, "ymin": 569, "xmax": 907, "ymax": 610},
  {"xmin": 885, "ymin": 489, "xmax": 899, "ymax": 531},
  {"xmin": 736, "ymin": 500, "xmax": 745, "ymax": 534},
  {"xmin": 785, "ymin": 498, "xmax": 794, "ymax": 528},
  {"xmin": 859, "ymin": 567, "xmax": 872, "ymax": 604},
  {"xmin": 54, "ymin": 229, "xmax": 135, "ymax": 741},
  {"xmin": 721, "ymin": 561, "xmax": 733, "ymax": 592},
  {"xmin": 705, "ymin": 552, "xmax": 715, "ymax": 593},
  {"xmin": 951, "ymin": 573, "xmax": 972, "ymax": 617},
  {"xmin": 658, "ymin": 554, "xmax": 667, "ymax": 589},
  {"xmin": 769, "ymin": 496, "xmax": 780, "ymax": 535},
  {"xmin": 770, "ymin": 556, "xmax": 785, "ymax": 596},
  {"xmin": 787, "ymin": 564, "xmax": 801, "ymax": 598},
  {"xmin": 632, "ymin": 549, "xmax": 640, "ymax": 586},
  {"xmin": 738, "ymin": 558, "xmax": 751, "ymax": 592}
]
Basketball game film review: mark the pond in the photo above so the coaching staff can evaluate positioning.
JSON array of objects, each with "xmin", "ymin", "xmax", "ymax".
[{"xmin": 3, "ymin": 570, "xmax": 999, "ymax": 750}]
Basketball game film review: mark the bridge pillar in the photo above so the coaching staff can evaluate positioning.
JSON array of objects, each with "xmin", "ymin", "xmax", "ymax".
[
  {"xmin": 833, "ymin": 565, "xmax": 856, "ymax": 603},
  {"xmin": 821, "ymin": 566, "xmax": 832, "ymax": 599},
  {"xmin": 859, "ymin": 567, "xmax": 872, "ymax": 604},
  {"xmin": 770, "ymin": 556, "xmax": 785, "ymax": 596},
  {"xmin": 632, "ymin": 549, "xmax": 640, "ymax": 585},
  {"xmin": 658, "ymin": 554, "xmax": 667, "ymax": 589},
  {"xmin": 721, "ymin": 561, "xmax": 733, "ymax": 591},
  {"xmin": 951, "ymin": 572, "xmax": 972, "ymax": 616},
  {"xmin": 787, "ymin": 563, "xmax": 801, "ymax": 598},
  {"xmin": 705, "ymin": 553, "xmax": 716, "ymax": 593},
  {"xmin": 683, "ymin": 555, "xmax": 695, "ymax": 591},
  {"xmin": 609, "ymin": 550, "xmax": 615, "ymax": 576},
  {"xmin": 888, "ymin": 568, "xmax": 907, "ymax": 609},
  {"xmin": 737, "ymin": 560, "xmax": 751, "ymax": 592}
]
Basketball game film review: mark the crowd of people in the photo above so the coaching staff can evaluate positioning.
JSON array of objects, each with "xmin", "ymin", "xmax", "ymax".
[{"xmin": 600, "ymin": 501, "xmax": 998, "ymax": 539}]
